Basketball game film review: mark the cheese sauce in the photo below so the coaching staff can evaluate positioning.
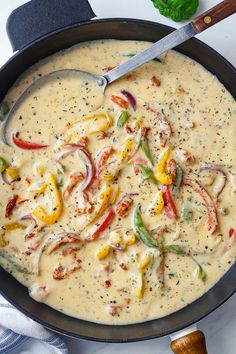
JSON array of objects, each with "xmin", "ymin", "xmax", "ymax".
[{"xmin": 0, "ymin": 40, "xmax": 236, "ymax": 325}]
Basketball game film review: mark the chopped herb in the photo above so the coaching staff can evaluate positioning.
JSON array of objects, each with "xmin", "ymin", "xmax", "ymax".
[
  {"xmin": 58, "ymin": 176, "xmax": 64, "ymax": 187},
  {"xmin": 122, "ymin": 52, "xmax": 162, "ymax": 63}
]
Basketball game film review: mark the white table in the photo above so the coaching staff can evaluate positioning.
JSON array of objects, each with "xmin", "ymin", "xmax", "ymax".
[{"xmin": 1, "ymin": 1, "xmax": 236, "ymax": 353}]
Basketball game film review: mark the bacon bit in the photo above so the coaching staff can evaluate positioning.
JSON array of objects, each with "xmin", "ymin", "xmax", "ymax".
[
  {"xmin": 150, "ymin": 75, "xmax": 161, "ymax": 87},
  {"xmin": 77, "ymin": 136, "xmax": 89, "ymax": 147},
  {"xmin": 83, "ymin": 191, "xmax": 94, "ymax": 214},
  {"xmin": 124, "ymin": 298, "xmax": 131, "ymax": 305},
  {"xmin": 101, "ymin": 263, "xmax": 110, "ymax": 272},
  {"xmin": 104, "ymin": 279, "xmax": 112, "ymax": 288},
  {"xmin": 102, "ymin": 66, "xmax": 115, "ymax": 72},
  {"xmin": 25, "ymin": 177, "xmax": 31, "ymax": 185},
  {"xmin": 177, "ymin": 148, "xmax": 195, "ymax": 165},
  {"xmin": 105, "ymin": 304, "xmax": 122, "ymax": 316},
  {"xmin": 145, "ymin": 104, "xmax": 172, "ymax": 147},
  {"xmin": 95, "ymin": 146, "xmax": 114, "ymax": 175},
  {"xmin": 116, "ymin": 195, "xmax": 133, "ymax": 217},
  {"xmin": 124, "ymin": 124, "xmax": 133, "ymax": 134},
  {"xmin": 63, "ymin": 172, "xmax": 84, "ymax": 200},
  {"xmin": 5, "ymin": 195, "xmax": 18, "ymax": 218},
  {"xmin": 119, "ymin": 262, "xmax": 128, "ymax": 270},
  {"xmin": 68, "ymin": 259, "xmax": 82, "ymax": 274},
  {"xmin": 48, "ymin": 234, "xmax": 79, "ymax": 254},
  {"xmin": 167, "ymin": 159, "xmax": 177, "ymax": 181},
  {"xmin": 132, "ymin": 157, "xmax": 147, "ymax": 175},
  {"xmin": 53, "ymin": 264, "xmax": 66, "ymax": 280},
  {"xmin": 111, "ymin": 95, "xmax": 128, "ymax": 109},
  {"xmin": 62, "ymin": 246, "xmax": 79, "ymax": 258},
  {"xmin": 126, "ymin": 74, "xmax": 134, "ymax": 80},
  {"xmin": 141, "ymin": 126, "xmax": 150, "ymax": 138},
  {"xmin": 177, "ymin": 86, "xmax": 186, "ymax": 94},
  {"xmin": 97, "ymin": 131, "xmax": 112, "ymax": 140},
  {"xmin": 17, "ymin": 198, "xmax": 29, "ymax": 205}
]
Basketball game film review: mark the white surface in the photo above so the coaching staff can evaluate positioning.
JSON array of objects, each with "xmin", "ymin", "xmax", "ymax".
[{"xmin": 1, "ymin": 1, "xmax": 236, "ymax": 353}]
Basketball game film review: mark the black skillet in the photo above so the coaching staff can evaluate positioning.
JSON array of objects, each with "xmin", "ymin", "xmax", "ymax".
[{"xmin": 0, "ymin": 0, "xmax": 236, "ymax": 352}]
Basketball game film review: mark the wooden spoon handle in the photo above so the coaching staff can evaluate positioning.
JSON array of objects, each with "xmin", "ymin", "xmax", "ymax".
[
  {"xmin": 192, "ymin": 0, "xmax": 236, "ymax": 33},
  {"xmin": 170, "ymin": 330, "xmax": 207, "ymax": 354}
]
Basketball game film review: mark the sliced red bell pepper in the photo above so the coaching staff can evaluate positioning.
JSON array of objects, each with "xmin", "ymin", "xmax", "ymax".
[
  {"xmin": 162, "ymin": 185, "xmax": 178, "ymax": 221},
  {"xmin": 229, "ymin": 228, "xmax": 236, "ymax": 238},
  {"xmin": 5, "ymin": 194, "xmax": 18, "ymax": 218},
  {"xmin": 12, "ymin": 131, "xmax": 49, "ymax": 150},
  {"xmin": 88, "ymin": 208, "xmax": 115, "ymax": 241}
]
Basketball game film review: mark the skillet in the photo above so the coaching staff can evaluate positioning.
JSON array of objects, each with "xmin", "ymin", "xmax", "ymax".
[{"xmin": 0, "ymin": 0, "xmax": 236, "ymax": 352}]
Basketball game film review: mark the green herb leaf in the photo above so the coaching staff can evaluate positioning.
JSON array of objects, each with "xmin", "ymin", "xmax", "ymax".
[
  {"xmin": 140, "ymin": 138, "xmax": 154, "ymax": 166},
  {"xmin": 181, "ymin": 206, "xmax": 193, "ymax": 221},
  {"xmin": 197, "ymin": 263, "xmax": 207, "ymax": 282},
  {"xmin": 150, "ymin": 0, "xmax": 199, "ymax": 22},
  {"xmin": 0, "ymin": 157, "xmax": 8, "ymax": 173},
  {"xmin": 137, "ymin": 164, "xmax": 156, "ymax": 182},
  {"xmin": 133, "ymin": 204, "xmax": 159, "ymax": 249},
  {"xmin": 117, "ymin": 110, "xmax": 129, "ymax": 128},
  {"xmin": 192, "ymin": 257, "xmax": 207, "ymax": 282},
  {"xmin": 122, "ymin": 52, "xmax": 162, "ymax": 63},
  {"xmin": 164, "ymin": 244, "xmax": 186, "ymax": 255},
  {"xmin": 0, "ymin": 101, "xmax": 9, "ymax": 121}
]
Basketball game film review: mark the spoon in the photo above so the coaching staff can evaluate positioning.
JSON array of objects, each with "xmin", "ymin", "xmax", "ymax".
[{"xmin": 2, "ymin": 0, "xmax": 235, "ymax": 145}]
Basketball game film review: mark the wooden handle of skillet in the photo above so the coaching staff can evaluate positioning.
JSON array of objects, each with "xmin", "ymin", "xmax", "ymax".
[
  {"xmin": 170, "ymin": 330, "xmax": 208, "ymax": 354},
  {"xmin": 192, "ymin": 0, "xmax": 236, "ymax": 33}
]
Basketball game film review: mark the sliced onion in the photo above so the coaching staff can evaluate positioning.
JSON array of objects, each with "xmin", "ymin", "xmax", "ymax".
[
  {"xmin": 199, "ymin": 164, "xmax": 227, "ymax": 197},
  {"xmin": 183, "ymin": 176, "xmax": 218, "ymax": 234},
  {"xmin": 121, "ymin": 90, "xmax": 137, "ymax": 111},
  {"xmin": 59, "ymin": 144, "xmax": 95, "ymax": 192},
  {"xmin": 1, "ymin": 171, "xmax": 11, "ymax": 185}
]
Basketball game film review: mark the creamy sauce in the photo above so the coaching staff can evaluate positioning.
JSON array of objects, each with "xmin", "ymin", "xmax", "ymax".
[{"xmin": 0, "ymin": 40, "xmax": 236, "ymax": 325}]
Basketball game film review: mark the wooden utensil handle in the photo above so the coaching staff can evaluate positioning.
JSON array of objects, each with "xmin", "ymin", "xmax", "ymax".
[
  {"xmin": 170, "ymin": 330, "xmax": 207, "ymax": 354},
  {"xmin": 192, "ymin": 0, "xmax": 236, "ymax": 33}
]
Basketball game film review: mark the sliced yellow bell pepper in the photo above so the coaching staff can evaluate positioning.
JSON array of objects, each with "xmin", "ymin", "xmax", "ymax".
[
  {"xmin": 6, "ymin": 167, "xmax": 20, "ymax": 181},
  {"xmin": 33, "ymin": 173, "xmax": 63, "ymax": 225},
  {"xmin": 87, "ymin": 186, "xmax": 112, "ymax": 226},
  {"xmin": 152, "ymin": 191, "xmax": 164, "ymax": 215},
  {"xmin": 137, "ymin": 251, "xmax": 152, "ymax": 299},
  {"xmin": 117, "ymin": 139, "xmax": 134, "ymax": 162},
  {"xmin": 30, "ymin": 183, "xmax": 47, "ymax": 194},
  {"xmin": 126, "ymin": 233, "xmax": 136, "ymax": 246},
  {"xmin": 96, "ymin": 245, "xmax": 110, "ymax": 260},
  {"xmin": 3, "ymin": 222, "xmax": 26, "ymax": 231},
  {"xmin": 154, "ymin": 147, "xmax": 172, "ymax": 185},
  {"xmin": 67, "ymin": 113, "xmax": 113, "ymax": 141}
]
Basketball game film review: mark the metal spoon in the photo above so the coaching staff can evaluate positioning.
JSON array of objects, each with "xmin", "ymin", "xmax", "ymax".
[{"xmin": 2, "ymin": 0, "xmax": 235, "ymax": 145}]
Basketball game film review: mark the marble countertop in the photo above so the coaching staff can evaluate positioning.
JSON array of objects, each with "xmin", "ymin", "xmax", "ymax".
[{"xmin": 1, "ymin": 1, "xmax": 236, "ymax": 353}]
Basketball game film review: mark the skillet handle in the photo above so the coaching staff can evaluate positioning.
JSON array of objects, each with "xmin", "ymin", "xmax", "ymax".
[
  {"xmin": 170, "ymin": 330, "xmax": 208, "ymax": 354},
  {"xmin": 192, "ymin": 0, "xmax": 236, "ymax": 33},
  {"xmin": 7, "ymin": 0, "xmax": 96, "ymax": 52}
]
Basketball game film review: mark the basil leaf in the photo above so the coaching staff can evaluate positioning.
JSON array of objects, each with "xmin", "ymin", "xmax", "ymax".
[
  {"xmin": 197, "ymin": 263, "xmax": 207, "ymax": 282},
  {"xmin": 150, "ymin": 0, "xmax": 199, "ymax": 22},
  {"xmin": 164, "ymin": 244, "xmax": 186, "ymax": 255}
]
